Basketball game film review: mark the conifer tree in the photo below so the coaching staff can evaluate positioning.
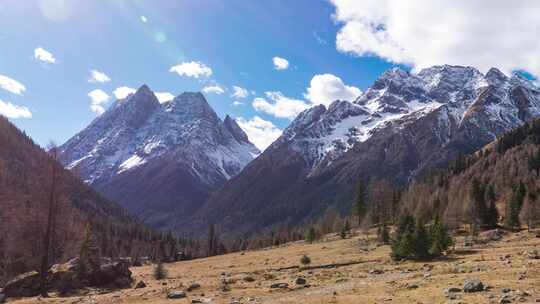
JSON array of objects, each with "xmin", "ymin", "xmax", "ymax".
[
  {"xmin": 429, "ymin": 214, "xmax": 453, "ymax": 256},
  {"xmin": 486, "ymin": 184, "xmax": 499, "ymax": 228},
  {"xmin": 377, "ymin": 223, "xmax": 390, "ymax": 245},
  {"xmin": 528, "ymin": 148, "xmax": 540, "ymax": 176},
  {"xmin": 505, "ymin": 183, "xmax": 525, "ymax": 230},
  {"xmin": 305, "ymin": 227, "xmax": 316, "ymax": 243},
  {"xmin": 390, "ymin": 213, "xmax": 415, "ymax": 260},
  {"xmin": 471, "ymin": 178, "xmax": 488, "ymax": 226},
  {"xmin": 412, "ymin": 221, "xmax": 431, "ymax": 260},
  {"xmin": 340, "ymin": 220, "xmax": 350, "ymax": 239},
  {"xmin": 153, "ymin": 260, "xmax": 167, "ymax": 280},
  {"xmin": 354, "ymin": 180, "xmax": 367, "ymax": 225}
]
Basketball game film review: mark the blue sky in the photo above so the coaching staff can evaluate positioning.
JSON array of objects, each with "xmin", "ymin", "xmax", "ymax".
[
  {"xmin": 0, "ymin": 0, "xmax": 393, "ymax": 149},
  {"xmin": 1, "ymin": 0, "xmax": 539, "ymax": 150}
]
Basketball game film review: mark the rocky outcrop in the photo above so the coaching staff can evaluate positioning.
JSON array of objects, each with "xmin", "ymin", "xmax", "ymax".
[
  {"xmin": 60, "ymin": 86, "xmax": 259, "ymax": 231},
  {"xmin": 2, "ymin": 258, "xmax": 133, "ymax": 299}
]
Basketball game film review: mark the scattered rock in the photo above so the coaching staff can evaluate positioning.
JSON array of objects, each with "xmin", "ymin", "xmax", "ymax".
[
  {"xmin": 499, "ymin": 295, "xmax": 512, "ymax": 304},
  {"xmin": 2, "ymin": 270, "xmax": 41, "ymax": 297},
  {"xmin": 134, "ymin": 281, "xmax": 146, "ymax": 289},
  {"xmin": 243, "ymin": 275, "xmax": 256, "ymax": 282},
  {"xmin": 443, "ymin": 287, "xmax": 461, "ymax": 299},
  {"xmin": 406, "ymin": 283, "xmax": 419, "ymax": 289},
  {"xmin": 463, "ymin": 279, "xmax": 484, "ymax": 293},
  {"xmin": 502, "ymin": 288, "xmax": 512, "ymax": 294},
  {"xmin": 167, "ymin": 290, "xmax": 187, "ymax": 299},
  {"xmin": 369, "ymin": 269, "xmax": 384, "ymax": 275},
  {"xmin": 481, "ymin": 229, "xmax": 505, "ymax": 242},
  {"xmin": 295, "ymin": 277, "xmax": 307, "ymax": 285},
  {"xmin": 270, "ymin": 283, "xmax": 289, "ymax": 289},
  {"xmin": 187, "ymin": 283, "xmax": 201, "ymax": 292},
  {"xmin": 444, "ymin": 287, "xmax": 462, "ymax": 294},
  {"xmin": 527, "ymin": 250, "xmax": 540, "ymax": 259}
]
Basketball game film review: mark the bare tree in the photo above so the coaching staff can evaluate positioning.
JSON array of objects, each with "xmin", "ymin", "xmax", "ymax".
[{"xmin": 39, "ymin": 142, "xmax": 61, "ymax": 297}]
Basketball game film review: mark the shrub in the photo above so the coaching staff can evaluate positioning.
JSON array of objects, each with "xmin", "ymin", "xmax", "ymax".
[
  {"xmin": 153, "ymin": 261, "xmax": 167, "ymax": 280},
  {"xmin": 300, "ymin": 255, "xmax": 311, "ymax": 265},
  {"xmin": 391, "ymin": 213, "xmax": 453, "ymax": 261},
  {"xmin": 305, "ymin": 227, "xmax": 317, "ymax": 243},
  {"xmin": 377, "ymin": 223, "xmax": 390, "ymax": 244}
]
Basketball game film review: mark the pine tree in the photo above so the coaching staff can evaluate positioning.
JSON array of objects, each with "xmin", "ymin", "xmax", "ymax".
[
  {"xmin": 528, "ymin": 148, "xmax": 540, "ymax": 176},
  {"xmin": 305, "ymin": 227, "xmax": 316, "ymax": 243},
  {"xmin": 153, "ymin": 260, "xmax": 167, "ymax": 280},
  {"xmin": 300, "ymin": 254, "xmax": 311, "ymax": 265},
  {"xmin": 412, "ymin": 221, "xmax": 431, "ymax": 260},
  {"xmin": 429, "ymin": 214, "xmax": 453, "ymax": 257},
  {"xmin": 340, "ymin": 220, "xmax": 350, "ymax": 239},
  {"xmin": 390, "ymin": 213, "xmax": 415, "ymax": 260},
  {"xmin": 505, "ymin": 183, "xmax": 525, "ymax": 230},
  {"xmin": 486, "ymin": 184, "xmax": 499, "ymax": 228},
  {"xmin": 354, "ymin": 180, "xmax": 367, "ymax": 225},
  {"xmin": 207, "ymin": 224, "xmax": 217, "ymax": 257},
  {"xmin": 377, "ymin": 223, "xmax": 390, "ymax": 244},
  {"xmin": 471, "ymin": 178, "xmax": 488, "ymax": 226}
]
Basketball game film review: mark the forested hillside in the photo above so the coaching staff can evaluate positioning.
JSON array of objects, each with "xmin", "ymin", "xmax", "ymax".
[
  {"xmin": 400, "ymin": 118, "xmax": 540, "ymax": 230},
  {"xmin": 0, "ymin": 117, "xmax": 182, "ymax": 284}
]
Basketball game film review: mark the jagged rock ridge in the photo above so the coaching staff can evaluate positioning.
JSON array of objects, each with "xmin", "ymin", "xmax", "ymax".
[
  {"xmin": 60, "ymin": 85, "xmax": 259, "ymax": 230},
  {"xmin": 193, "ymin": 65, "xmax": 540, "ymax": 235}
]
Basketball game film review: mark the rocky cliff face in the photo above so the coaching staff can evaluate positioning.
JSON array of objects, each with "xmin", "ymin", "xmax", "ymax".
[
  {"xmin": 60, "ymin": 85, "xmax": 259, "ymax": 230},
  {"xmin": 192, "ymin": 65, "xmax": 540, "ymax": 235}
]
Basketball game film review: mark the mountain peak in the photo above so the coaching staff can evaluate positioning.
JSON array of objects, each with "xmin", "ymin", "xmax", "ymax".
[
  {"xmin": 224, "ymin": 115, "xmax": 251, "ymax": 144},
  {"xmin": 485, "ymin": 67, "xmax": 509, "ymax": 85}
]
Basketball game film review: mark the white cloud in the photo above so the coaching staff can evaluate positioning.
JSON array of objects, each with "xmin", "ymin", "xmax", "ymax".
[
  {"xmin": 0, "ymin": 99, "xmax": 32, "ymax": 119},
  {"xmin": 202, "ymin": 85, "xmax": 225, "ymax": 94},
  {"xmin": 273, "ymin": 57, "xmax": 289, "ymax": 70},
  {"xmin": 113, "ymin": 86, "xmax": 136, "ymax": 99},
  {"xmin": 140, "ymin": 16, "xmax": 147, "ymax": 23},
  {"xmin": 0, "ymin": 74, "xmax": 26, "ymax": 95},
  {"xmin": 88, "ymin": 89, "xmax": 110, "ymax": 115},
  {"xmin": 34, "ymin": 47, "xmax": 56, "ymax": 64},
  {"xmin": 331, "ymin": 0, "xmax": 540, "ymax": 76},
  {"xmin": 88, "ymin": 70, "xmax": 111, "ymax": 83},
  {"xmin": 231, "ymin": 86, "xmax": 249, "ymax": 99},
  {"xmin": 169, "ymin": 61, "xmax": 212, "ymax": 78},
  {"xmin": 304, "ymin": 73, "xmax": 361, "ymax": 106},
  {"xmin": 232, "ymin": 101, "xmax": 244, "ymax": 106},
  {"xmin": 236, "ymin": 116, "xmax": 282, "ymax": 151},
  {"xmin": 155, "ymin": 92, "xmax": 174, "ymax": 103},
  {"xmin": 252, "ymin": 91, "xmax": 310, "ymax": 119}
]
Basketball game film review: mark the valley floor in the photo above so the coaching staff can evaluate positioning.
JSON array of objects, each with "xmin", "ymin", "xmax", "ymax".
[{"xmin": 9, "ymin": 229, "xmax": 540, "ymax": 304}]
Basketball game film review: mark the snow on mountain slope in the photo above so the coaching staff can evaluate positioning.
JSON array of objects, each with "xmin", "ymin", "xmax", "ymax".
[
  {"xmin": 60, "ymin": 85, "xmax": 259, "ymax": 229},
  {"xmin": 190, "ymin": 65, "xmax": 540, "ymax": 236},
  {"xmin": 61, "ymin": 86, "xmax": 259, "ymax": 186},
  {"xmin": 278, "ymin": 65, "xmax": 539, "ymax": 172}
]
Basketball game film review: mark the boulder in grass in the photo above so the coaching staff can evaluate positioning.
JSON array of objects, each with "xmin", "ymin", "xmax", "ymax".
[
  {"xmin": 463, "ymin": 279, "xmax": 484, "ymax": 293},
  {"xmin": 2, "ymin": 271, "xmax": 41, "ymax": 298},
  {"xmin": 167, "ymin": 290, "xmax": 186, "ymax": 299}
]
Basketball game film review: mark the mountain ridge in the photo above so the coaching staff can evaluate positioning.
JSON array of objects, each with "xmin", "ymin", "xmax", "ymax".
[
  {"xmin": 60, "ymin": 85, "xmax": 260, "ymax": 230},
  {"xmin": 189, "ymin": 64, "xmax": 540, "ymax": 236}
]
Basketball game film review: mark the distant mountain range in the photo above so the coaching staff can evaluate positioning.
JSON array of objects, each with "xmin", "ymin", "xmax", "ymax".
[
  {"xmin": 59, "ymin": 85, "xmax": 259, "ymax": 230},
  {"xmin": 60, "ymin": 65, "xmax": 540, "ymax": 237},
  {"xmin": 189, "ymin": 65, "xmax": 540, "ymax": 236}
]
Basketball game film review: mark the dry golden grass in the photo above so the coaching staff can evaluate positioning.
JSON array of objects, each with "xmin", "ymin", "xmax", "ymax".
[{"xmin": 10, "ymin": 229, "xmax": 540, "ymax": 304}]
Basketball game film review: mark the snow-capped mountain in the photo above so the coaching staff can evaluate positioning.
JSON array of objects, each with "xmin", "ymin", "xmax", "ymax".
[
  {"xmin": 192, "ymin": 65, "xmax": 540, "ymax": 235},
  {"xmin": 60, "ymin": 85, "xmax": 259, "ymax": 230},
  {"xmin": 276, "ymin": 65, "xmax": 540, "ymax": 174}
]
